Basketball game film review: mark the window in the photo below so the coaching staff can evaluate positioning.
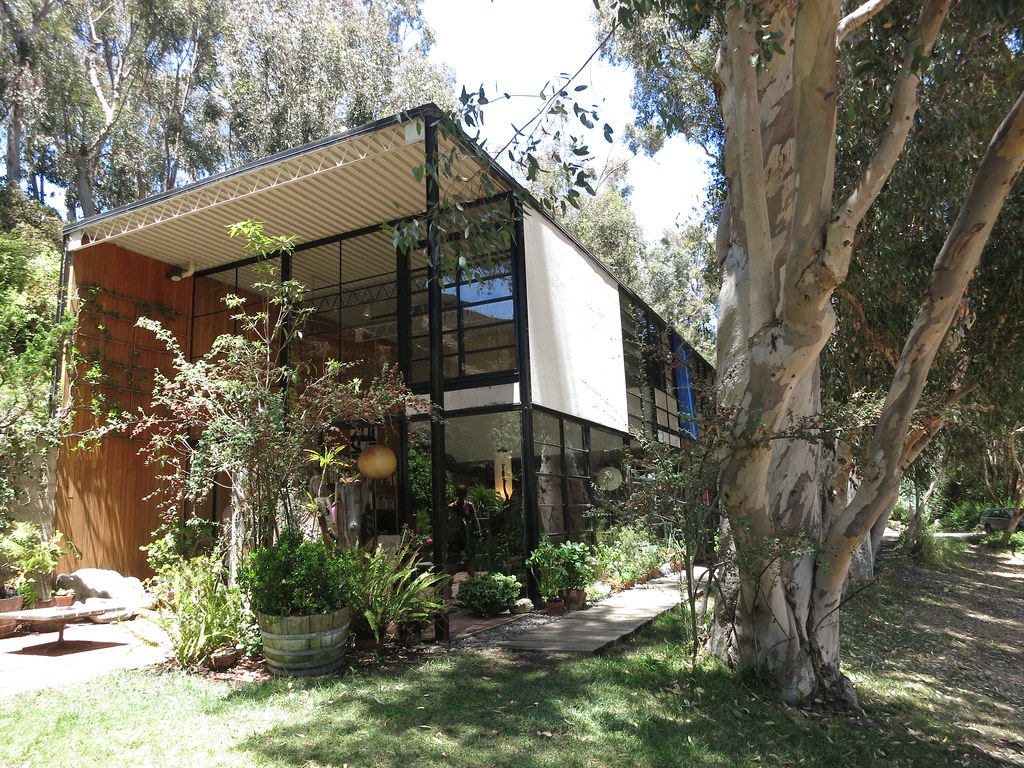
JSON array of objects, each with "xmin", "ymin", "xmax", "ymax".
[
  {"xmin": 620, "ymin": 294, "xmax": 697, "ymax": 444},
  {"xmin": 533, "ymin": 411, "xmax": 621, "ymax": 538},
  {"xmin": 409, "ymin": 251, "xmax": 516, "ymax": 385}
]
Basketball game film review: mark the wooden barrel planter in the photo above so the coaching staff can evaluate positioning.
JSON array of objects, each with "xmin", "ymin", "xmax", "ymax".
[{"xmin": 256, "ymin": 606, "xmax": 350, "ymax": 677}]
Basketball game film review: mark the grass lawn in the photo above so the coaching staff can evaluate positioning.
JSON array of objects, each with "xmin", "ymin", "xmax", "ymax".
[{"xmin": 1, "ymin": 550, "xmax": 1018, "ymax": 768}]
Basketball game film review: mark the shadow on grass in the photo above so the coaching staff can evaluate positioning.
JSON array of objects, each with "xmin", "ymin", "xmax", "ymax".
[
  {"xmin": 230, "ymin": 610, "xmax": 1003, "ymax": 768},
  {"xmin": 841, "ymin": 547, "xmax": 1024, "ymax": 764}
]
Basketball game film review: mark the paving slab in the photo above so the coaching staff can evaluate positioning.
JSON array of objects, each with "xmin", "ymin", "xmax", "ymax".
[
  {"xmin": 499, "ymin": 576, "xmax": 685, "ymax": 653},
  {"xmin": 0, "ymin": 617, "xmax": 169, "ymax": 698}
]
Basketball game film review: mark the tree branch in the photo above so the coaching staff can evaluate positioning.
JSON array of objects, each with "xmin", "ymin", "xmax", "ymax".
[
  {"xmin": 828, "ymin": 84, "xmax": 1024, "ymax": 561},
  {"xmin": 899, "ymin": 380, "xmax": 979, "ymax": 468},
  {"xmin": 782, "ymin": 0, "xmax": 840, "ymax": 329},
  {"xmin": 827, "ymin": 0, "xmax": 950, "ymax": 271},
  {"xmin": 720, "ymin": 4, "xmax": 774, "ymax": 330},
  {"xmin": 837, "ymin": 0, "xmax": 898, "ymax": 45}
]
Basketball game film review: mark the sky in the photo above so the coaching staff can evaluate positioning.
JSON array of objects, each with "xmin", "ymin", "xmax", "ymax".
[{"xmin": 420, "ymin": 0, "xmax": 711, "ymax": 242}]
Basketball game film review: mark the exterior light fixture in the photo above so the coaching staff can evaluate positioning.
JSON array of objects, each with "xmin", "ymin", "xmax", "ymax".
[{"xmin": 168, "ymin": 262, "xmax": 195, "ymax": 282}]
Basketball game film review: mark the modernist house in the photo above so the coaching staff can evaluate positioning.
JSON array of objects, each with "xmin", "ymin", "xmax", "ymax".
[{"xmin": 57, "ymin": 104, "xmax": 709, "ymax": 579}]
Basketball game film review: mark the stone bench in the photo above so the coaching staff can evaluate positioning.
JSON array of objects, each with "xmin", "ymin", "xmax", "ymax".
[{"xmin": 1, "ymin": 599, "xmax": 130, "ymax": 644}]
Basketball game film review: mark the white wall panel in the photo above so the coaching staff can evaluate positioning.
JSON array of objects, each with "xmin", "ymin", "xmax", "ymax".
[{"xmin": 524, "ymin": 212, "xmax": 628, "ymax": 432}]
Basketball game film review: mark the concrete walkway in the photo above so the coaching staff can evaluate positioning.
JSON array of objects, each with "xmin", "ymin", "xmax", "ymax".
[
  {"xmin": 0, "ymin": 617, "xmax": 169, "ymax": 699},
  {"xmin": 499, "ymin": 575, "xmax": 687, "ymax": 653}
]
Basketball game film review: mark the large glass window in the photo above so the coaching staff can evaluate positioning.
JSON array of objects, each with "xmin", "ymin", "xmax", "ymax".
[
  {"xmin": 620, "ymin": 294, "xmax": 696, "ymax": 446},
  {"xmin": 443, "ymin": 411, "xmax": 525, "ymax": 574},
  {"xmin": 533, "ymin": 411, "xmax": 624, "ymax": 539},
  {"xmin": 410, "ymin": 251, "xmax": 516, "ymax": 385}
]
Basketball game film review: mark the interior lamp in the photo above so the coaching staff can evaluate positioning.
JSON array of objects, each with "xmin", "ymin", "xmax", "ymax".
[{"xmin": 358, "ymin": 443, "xmax": 396, "ymax": 479}]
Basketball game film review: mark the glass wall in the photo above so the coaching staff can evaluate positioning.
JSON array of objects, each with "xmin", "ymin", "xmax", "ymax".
[
  {"xmin": 620, "ymin": 293, "xmax": 697, "ymax": 446},
  {"xmin": 409, "ymin": 250, "xmax": 516, "ymax": 386},
  {"xmin": 440, "ymin": 410, "xmax": 525, "ymax": 574},
  {"xmin": 533, "ymin": 410, "xmax": 627, "ymax": 540}
]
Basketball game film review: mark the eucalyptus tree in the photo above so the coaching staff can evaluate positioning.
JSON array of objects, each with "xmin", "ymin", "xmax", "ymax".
[
  {"xmin": 579, "ymin": 0, "xmax": 1024, "ymax": 708},
  {"xmin": 0, "ymin": 0, "xmax": 64, "ymax": 191},
  {"xmin": 218, "ymin": 0, "xmax": 453, "ymax": 164},
  {"xmin": 31, "ymin": 0, "xmax": 224, "ymax": 217}
]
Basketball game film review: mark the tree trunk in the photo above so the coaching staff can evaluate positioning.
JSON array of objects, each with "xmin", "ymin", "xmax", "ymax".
[
  {"xmin": 74, "ymin": 149, "xmax": 98, "ymax": 219},
  {"xmin": 5, "ymin": 101, "xmax": 22, "ymax": 189},
  {"xmin": 705, "ymin": 0, "xmax": 1024, "ymax": 708}
]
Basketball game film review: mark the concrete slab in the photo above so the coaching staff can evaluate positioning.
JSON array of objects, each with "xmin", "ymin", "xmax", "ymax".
[
  {"xmin": 0, "ymin": 617, "xmax": 169, "ymax": 698},
  {"xmin": 499, "ymin": 576, "xmax": 684, "ymax": 653}
]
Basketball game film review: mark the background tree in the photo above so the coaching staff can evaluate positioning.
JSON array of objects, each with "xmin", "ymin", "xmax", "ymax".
[
  {"xmin": 0, "ymin": 186, "xmax": 69, "ymax": 519},
  {"xmin": 0, "ymin": 0, "xmax": 453, "ymax": 218}
]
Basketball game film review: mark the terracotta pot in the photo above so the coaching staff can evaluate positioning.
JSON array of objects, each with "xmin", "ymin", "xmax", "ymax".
[
  {"xmin": 559, "ymin": 589, "xmax": 586, "ymax": 611},
  {"xmin": 208, "ymin": 646, "xmax": 240, "ymax": 669},
  {"xmin": 0, "ymin": 595, "xmax": 23, "ymax": 638},
  {"xmin": 545, "ymin": 599, "xmax": 565, "ymax": 616},
  {"xmin": 54, "ymin": 594, "xmax": 74, "ymax": 607}
]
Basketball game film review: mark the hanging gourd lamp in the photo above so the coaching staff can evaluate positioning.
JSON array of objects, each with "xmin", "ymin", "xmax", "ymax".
[{"xmin": 358, "ymin": 443, "xmax": 397, "ymax": 479}]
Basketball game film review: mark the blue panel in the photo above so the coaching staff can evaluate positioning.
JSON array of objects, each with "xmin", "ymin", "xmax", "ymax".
[{"xmin": 671, "ymin": 335, "xmax": 698, "ymax": 439}]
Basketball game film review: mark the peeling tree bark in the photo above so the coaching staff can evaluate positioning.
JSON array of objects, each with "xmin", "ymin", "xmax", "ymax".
[{"xmin": 709, "ymin": 0, "xmax": 1024, "ymax": 708}]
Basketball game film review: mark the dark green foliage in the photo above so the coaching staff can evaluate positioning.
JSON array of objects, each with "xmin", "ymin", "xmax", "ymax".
[
  {"xmin": 240, "ymin": 529, "xmax": 355, "ymax": 617},
  {"xmin": 346, "ymin": 539, "xmax": 450, "ymax": 640},
  {"xmin": 939, "ymin": 501, "xmax": 987, "ymax": 533},
  {"xmin": 0, "ymin": 189, "xmax": 70, "ymax": 513},
  {"xmin": 456, "ymin": 572, "xmax": 521, "ymax": 617},
  {"xmin": 141, "ymin": 516, "xmax": 221, "ymax": 574}
]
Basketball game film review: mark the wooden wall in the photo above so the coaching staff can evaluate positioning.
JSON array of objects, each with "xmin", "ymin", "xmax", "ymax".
[{"xmin": 55, "ymin": 243, "xmax": 225, "ymax": 578}]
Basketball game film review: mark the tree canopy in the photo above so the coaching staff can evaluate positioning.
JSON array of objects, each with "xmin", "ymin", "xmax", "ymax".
[{"xmin": 0, "ymin": 0, "xmax": 455, "ymax": 219}]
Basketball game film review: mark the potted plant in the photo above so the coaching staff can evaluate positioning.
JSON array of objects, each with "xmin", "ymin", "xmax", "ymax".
[
  {"xmin": 457, "ymin": 572, "xmax": 521, "ymax": 618},
  {"xmin": 558, "ymin": 540, "xmax": 596, "ymax": 611},
  {"xmin": 525, "ymin": 536, "xmax": 566, "ymax": 615},
  {"xmin": 240, "ymin": 529, "xmax": 355, "ymax": 676},
  {"xmin": 0, "ymin": 520, "xmax": 79, "ymax": 608}
]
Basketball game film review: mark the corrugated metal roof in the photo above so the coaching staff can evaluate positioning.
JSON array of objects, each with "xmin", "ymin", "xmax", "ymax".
[{"xmin": 64, "ymin": 105, "xmax": 507, "ymax": 287}]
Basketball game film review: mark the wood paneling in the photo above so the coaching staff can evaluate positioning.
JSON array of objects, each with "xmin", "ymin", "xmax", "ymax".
[{"xmin": 56, "ymin": 244, "xmax": 193, "ymax": 578}]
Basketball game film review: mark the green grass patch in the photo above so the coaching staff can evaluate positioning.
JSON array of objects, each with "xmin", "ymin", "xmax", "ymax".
[{"xmin": 0, "ymin": 604, "xmax": 1006, "ymax": 768}]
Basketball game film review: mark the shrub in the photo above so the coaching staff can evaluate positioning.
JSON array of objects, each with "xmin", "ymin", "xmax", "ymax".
[
  {"xmin": 141, "ymin": 515, "xmax": 221, "ymax": 574},
  {"xmin": 347, "ymin": 540, "xmax": 450, "ymax": 641},
  {"xmin": 151, "ymin": 554, "xmax": 259, "ymax": 666},
  {"xmin": 457, "ymin": 573, "xmax": 521, "ymax": 617},
  {"xmin": 240, "ymin": 529, "xmax": 355, "ymax": 617},
  {"xmin": 1010, "ymin": 530, "xmax": 1024, "ymax": 552},
  {"xmin": 559, "ymin": 540, "xmax": 597, "ymax": 590},
  {"xmin": 903, "ymin": 524, "xmax": 965, "ymax": 567},
  {"xmin": 525, "ymin": 536, "xmax": 566, "ymax": 602},
  {"xmin": 938, "ymin": 501, "xmax": 986, "ymax": 532}
]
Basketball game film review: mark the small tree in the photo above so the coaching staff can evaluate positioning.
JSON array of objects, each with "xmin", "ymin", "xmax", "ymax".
[{"xmin": 122, "ymin": 221, "xmax": 421, "ymax": 578}]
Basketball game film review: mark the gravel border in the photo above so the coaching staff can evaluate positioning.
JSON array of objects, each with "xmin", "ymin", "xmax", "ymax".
[{"xmin": 449, "ymin": 611, "xmax": 563, "ymax": 650}]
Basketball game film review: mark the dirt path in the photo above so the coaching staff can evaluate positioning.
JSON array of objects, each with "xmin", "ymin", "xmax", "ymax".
[{"xmin": 845, "ymin": 545, "xmax": 1024, "ymax": 765}]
